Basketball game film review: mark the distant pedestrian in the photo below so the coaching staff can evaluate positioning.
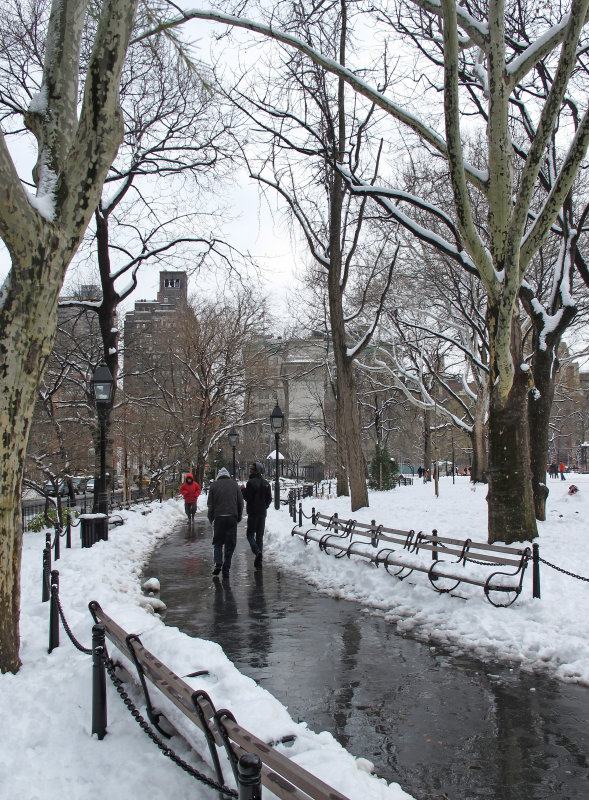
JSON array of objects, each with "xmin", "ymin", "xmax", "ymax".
[
  {"xmin": 241, "ymin": 462, "xmax": 272, "ymax": 569},
  {"xmin": 549, "ymin": 463, "xmax": 557, "ymax": 478},
  {"xmin": 559, "ymin": 461, "xmax": 566, "ymax": 481},
  {"xmin": 417, "ymin": 466, "xmax": 424, "ymax": 479},
  {"xmin": 207, "ymin": 467, "xmax": 243, "ymax": 579},
  {"xmin": 179, "ymin": 473, "xmax": 201, "ymax": 522}
]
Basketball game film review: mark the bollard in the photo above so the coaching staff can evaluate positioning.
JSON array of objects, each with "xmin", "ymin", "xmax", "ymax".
[
  {"xmin": 237, "ymin": 753, "xmax": 262, "ymax": 800},
  {"xmin": 66, "ymin": 516, "xmax": 71, "ymax": 549},
  {"xmin": 532, "ymin": 543, "xmax": 541, "ymax": 599},
  {"xmin": 311, "ymin": 506, "xmax": 316, "ymax": 525},
  {"xmin": 298, "ymin": 503, "xmax": 303, "ymax": 527},
  {"xmin": 53, "ymin": 524, "xmax": 60, "ymax": 561},
  {"xmin": 371, "ymin": 519, "xmax": 377, "ymax": 548},
  {"xmin": 42, "ymin": 547, "xmax": 50, "ymax": 602},
  {"xmin": 48, "ymin": 570, "xmax": 60, "ymax": 653},
  {"xmin": 92, "ymin": 623, "xmax": 108, "ymax": 740},
  {"xmin": 431, "ymin": 529, "xmax": 439, "ymax": 562}
]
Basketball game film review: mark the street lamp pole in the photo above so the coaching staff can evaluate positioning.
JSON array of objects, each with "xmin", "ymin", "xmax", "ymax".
[
  {"xmin": 91, "ymin": 363, "xmax": 114, "ymax": 515},
  {"xmin": 228, "ymin": 427, "xmax": 239, "ymax": 479},
  {"xmin": 270, "ymin": 404, "xmax": 285, "ymax": 510}
]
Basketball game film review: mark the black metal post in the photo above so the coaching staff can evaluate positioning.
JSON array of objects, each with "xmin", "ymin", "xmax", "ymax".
[
  {"xmin": 298, "ymin": 503, "xmax": 303, "ymax": 527},
  {"xmin": 432, "ymin": 529, "xmax": 439, "ymax": 562},
  {"xmin": 237, "ymin": 753, "xmax": 262, "ymax": 800},
  {"xmin": 92, "ymin": 623, "xmax": 107, "ymax": 740},
  {"xmin": 53, "ymin": 524, "xmax": 60, "ymax": 561},
  {"xmin": 66, "ymin": 515, "xmax": 71, "ymax": 548},
  {"xmin": 232, "ymin": 445, "xmax": 236, "ymax": 480},
  {"xmin": 42, "ymin": 546, "xmax": 50, "ymax": 602},
  {"xmin": 532, "ymin": 543, "xmax": 541, "ymax": 599},
  {"xmin": 96, "ymin": 409, "xmax": 108, "ymax": 515},
  {"xmin": 274, "ymin": 432, "xmax": 280, "ymax": 510},
  {"xmin": 48, "ymin": 570, "xmax": 60, "ymax": 653}
]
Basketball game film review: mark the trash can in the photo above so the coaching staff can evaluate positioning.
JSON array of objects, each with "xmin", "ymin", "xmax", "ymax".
[{"xmin": 80, "ymin": 514, "xmax": 108, "ymax": 548}]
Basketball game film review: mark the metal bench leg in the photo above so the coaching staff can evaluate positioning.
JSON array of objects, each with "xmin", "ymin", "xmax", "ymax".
[{"xmin": 191, "ymin": 690, "xmax": 228, "ymax": 799}]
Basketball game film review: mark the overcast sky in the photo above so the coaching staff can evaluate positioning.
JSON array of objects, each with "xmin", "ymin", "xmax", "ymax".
[{"xmin": 0, "ymin": 13, "xmax": 302, "ymax": 325}]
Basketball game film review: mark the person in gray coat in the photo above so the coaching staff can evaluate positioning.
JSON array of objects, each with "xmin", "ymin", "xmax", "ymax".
[{"xmin": 207, "ymin": 467, "xmax": 244, "ymax": 578}]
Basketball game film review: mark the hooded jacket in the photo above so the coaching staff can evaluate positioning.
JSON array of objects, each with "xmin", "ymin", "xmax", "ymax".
[
  {"xmin": 180, "ymin": 474, "xmax": 201, "ymax": 504},
  {"xmin": 242, "ymin": 467, "xmax": 272, "ymax": 516},
  {"xmin": 207, "ymin": 470, "xmax": 243, "ymax": 523}
]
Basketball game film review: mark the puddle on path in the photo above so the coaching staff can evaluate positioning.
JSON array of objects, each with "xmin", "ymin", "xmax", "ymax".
[{"xmin": 145, "ymin": 516, "xmax": 589, "ymax": 800}]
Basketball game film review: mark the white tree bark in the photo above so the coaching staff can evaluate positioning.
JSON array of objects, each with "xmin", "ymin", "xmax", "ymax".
[{"xmin": 0, "ymin": 0, "xmax": 138, "ymax": 674}]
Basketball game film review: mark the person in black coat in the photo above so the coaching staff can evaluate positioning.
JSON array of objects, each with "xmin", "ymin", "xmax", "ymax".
[
  {"xmin": 207, "ymin": 467, "xmax": 244, "ymax": 578},
  {"xmin": 241, "ymin": 462, "xmax": 272, "ymax": 569}
]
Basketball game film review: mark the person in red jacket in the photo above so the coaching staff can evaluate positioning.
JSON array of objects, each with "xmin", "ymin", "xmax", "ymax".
[{"xmin": 179, "ymin": 473, "xmax": 201, "ymax": 522}]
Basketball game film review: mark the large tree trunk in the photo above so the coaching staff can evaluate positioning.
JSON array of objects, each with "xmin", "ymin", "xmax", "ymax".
[
  {"xmin": 521, "ymin": 260, "xmax": 576, "ymax": 521},
  {"xmin": 0, "ymin": 252, "xmax": 63, "ymax": 673},
  {"xmin": 487, "ymin": 370, "xmax": 537, "ymax": 543},
  {"xmin": 528, "ymin": 346, "xmax": 559, "ymax": 521},
  {"xmin": 339, "ymin": 359, "xmax": 368, "ymax": 511},
  {"xmin": 486, "ymin": 313, "xmax": 537, "ymax": 544},
  {"xmin": 335, "ymin": 402, "xmax": 349, "ymax": 497}
]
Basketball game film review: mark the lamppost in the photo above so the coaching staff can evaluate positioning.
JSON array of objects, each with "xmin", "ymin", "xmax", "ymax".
[
  {"xmin": 270, "ymin": 403, "xmax": 284, "ymax": 510},
  {"xmin": 228, "ymin": 427, "xmax": 239, "ymax": 479},
  {"xmin": 91, "ymin": 362, "xmax": 114, "ymax": 515}
]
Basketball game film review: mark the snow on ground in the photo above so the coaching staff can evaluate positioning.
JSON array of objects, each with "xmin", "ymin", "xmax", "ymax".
[
  {"xmin": 3, "ymin": 474, "xmax": 589, "ymax": 799},
  {"xmin": 265, "ymin": 474, "xmax": 589, "ymax": 685},
  {"xmin": 1, "ymin": 499, "xmax": 411, "ymax": 800}
]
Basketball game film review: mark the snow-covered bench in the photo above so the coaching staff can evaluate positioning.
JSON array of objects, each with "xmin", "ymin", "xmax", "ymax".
[
  {"xmin": 88, "ymin": 601, "xmax": 352, "ymax": 800},
  {"xmin": 292, "ymin": 512, "xmax": 534, "ymax": 607}
]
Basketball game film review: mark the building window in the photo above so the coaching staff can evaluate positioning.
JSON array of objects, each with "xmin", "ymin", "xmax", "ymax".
[{"xmin": 164, "ymin": 278, "xmax": 181, "ymax": 288}]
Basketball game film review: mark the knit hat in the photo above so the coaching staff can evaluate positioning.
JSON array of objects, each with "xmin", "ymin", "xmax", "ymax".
[
  {"xmin": 254, "ymin": 462, "xmax": 265, "ymax": 476},
  {"xmin": 216, "ymin": 467, "xmax": 230, "ymax": 479}
]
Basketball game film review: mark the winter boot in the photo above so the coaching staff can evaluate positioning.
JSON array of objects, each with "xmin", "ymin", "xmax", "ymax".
[{"xmin": 254, "ymin": 552, "xmax": 263, "ymax": 569}]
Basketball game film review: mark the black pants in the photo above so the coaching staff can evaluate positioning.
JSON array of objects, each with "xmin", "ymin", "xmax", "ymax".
[
  {"xmin": 246, "ymin": 513, "xmax": 266, "ymax": 555},
  {"xmin": 212, "ymin": 516, "xmax": 237, "ymax": 575}
]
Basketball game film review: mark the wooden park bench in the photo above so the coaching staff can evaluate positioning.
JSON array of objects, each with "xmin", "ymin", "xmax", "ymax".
[
  {"xmin": 88, "ymin": 600, "xmax": 353, "ymax": 800},
  {"xmin": 292, "ymin": 512, "xmax": 538, "ymax": 607}
]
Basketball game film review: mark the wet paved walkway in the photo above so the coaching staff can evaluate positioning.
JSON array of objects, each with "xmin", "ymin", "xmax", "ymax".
[{"xmin": 146, "ymin": 515, "xmax": 589, "ymax": 800}]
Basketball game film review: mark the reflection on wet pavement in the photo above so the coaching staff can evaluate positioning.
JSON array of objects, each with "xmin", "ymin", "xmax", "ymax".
[{"xmin": 146, "ymin": 515, "xmax": 589, "ymax": 800}]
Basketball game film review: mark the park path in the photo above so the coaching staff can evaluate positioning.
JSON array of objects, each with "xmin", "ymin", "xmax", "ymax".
[{"xmin": 146, "ymin": 514, "xmax": 589, "ymax": 800}]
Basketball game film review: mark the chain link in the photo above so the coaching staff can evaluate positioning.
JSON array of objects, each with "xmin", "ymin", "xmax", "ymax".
[
  {"xmin": 51, "ymin": 583, "xmax": 237, "ymax": 795},
  {"xmin": 537, "ymin": 556, "xmax": 589, "ymax": 582},
  {"xmin": 102, "ymin": 656, "xmax": 237, "ymax": 797},
  {"xmin": 51, "ymin": 585, "xmax": 93, "ymax": 655}
]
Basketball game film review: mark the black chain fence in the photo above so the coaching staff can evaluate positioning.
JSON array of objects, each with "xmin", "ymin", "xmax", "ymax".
[
  {"xmin": 51, "ymin": 581, "xmax": 238, "ymax": 796},
  {"xmin": 52, "ymin": 586, "xmax": 92, "ymax": 655},
  {"xmin": 101, "ymin": 654, "xmax": 238, "ymax": 797},
  {"xmin": 537, "ymin": 556, "xmax": 589, "ymax": 583}
]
